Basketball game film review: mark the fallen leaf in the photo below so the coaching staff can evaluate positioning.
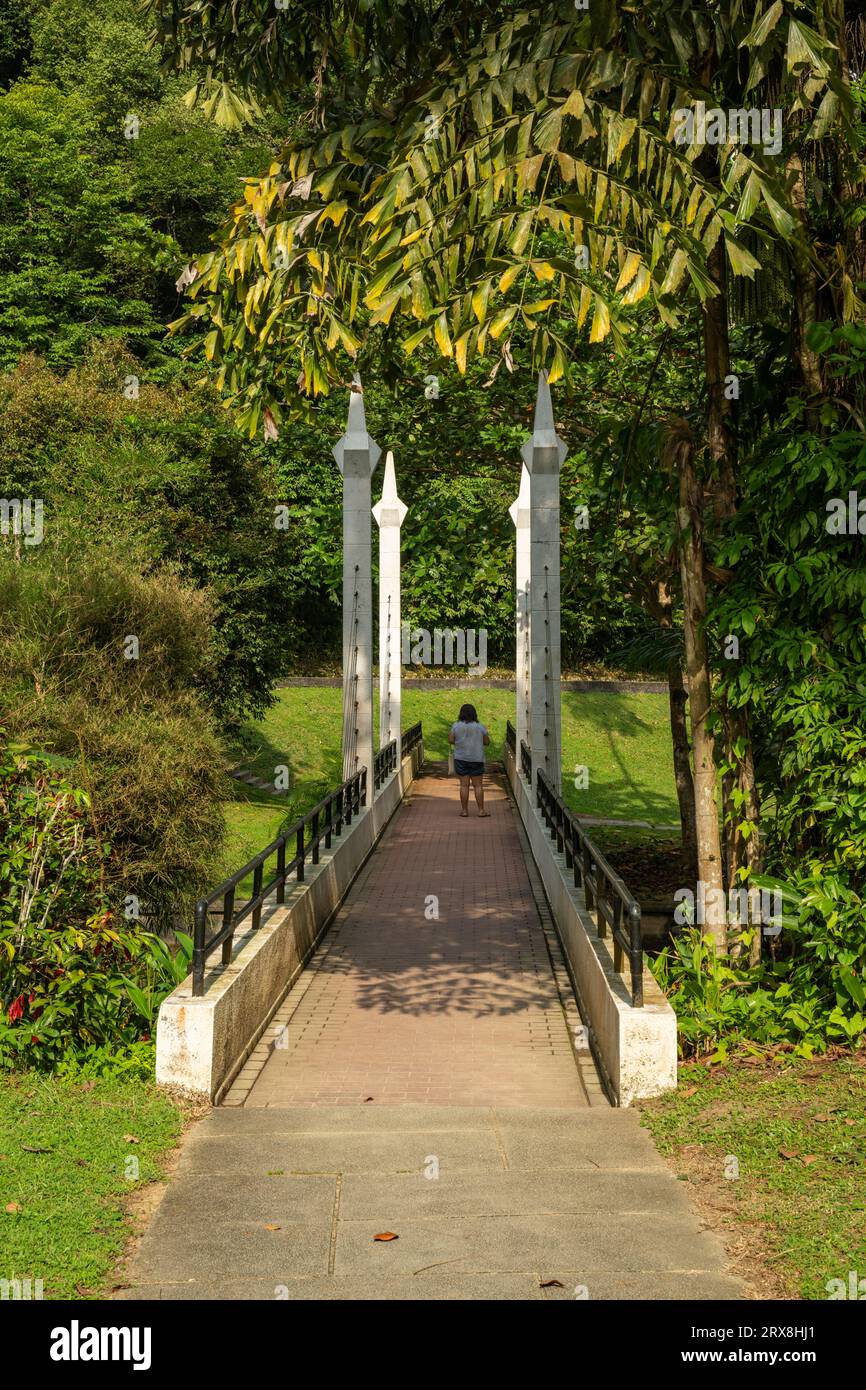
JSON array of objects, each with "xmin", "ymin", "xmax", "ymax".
[
  {"xmin": 264, "ymin": 1224, "xmax": 281, "ymax": 1231},
  {"xmin": 364, "ymin": 1096, "xmax": 374, "ymax": 1102},
  {"xmin": 814, "ymin": 1114, "xmax": 832, "ymax": 1122},
  {"xmin": 844, "ymin": 1118, "xmax": 857, "ymax": 1127},
  {"xmin": 539, "ymin": 1278, "xmax": 564, "ymax": 1288},
  {"xmin": 778, "ymin": 1148, "xmax": 799, "ymax": 1160},
  {"xmin": 75, "ymin": 1284, "xmax": 94, "ymax": 1297},
  {"xmin": 374, "ymin": 1232, "xmax": 398, "ymax": 1242},
  {"xmin": 801, "ymin": 1155, "xmax": 819, "ymax": 1165},
  {"xmin": 79, "ymin": 1080, "xmax": 97, "ymax": 1092},
  {"xmin": 5, "ymin": 1203, "xmax": 21, "ymax": 1214},
  {"xmin": 680, "ymin": 1086, "xmax": 698, "ymax": 1098},
  {"xmin": 75, "ymin": 1159, "xmax": 89, "ymax": 1168},
  {"xmin": 22, "ymin": 1144, "xmax": 52, "ymax": 1154},
  {"xmin": 123, "ymin": 1135, "xmax": 139, "ymax": 1144}
]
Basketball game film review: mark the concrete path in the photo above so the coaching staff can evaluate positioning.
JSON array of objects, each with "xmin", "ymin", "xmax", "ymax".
[
  {"xmin": 121, "ymin": 771, "xmax": 743, "ymax": 1300},
  {"xmin": 120, "ymin": 1106, "xmax": 743, "ymax": 1300}
]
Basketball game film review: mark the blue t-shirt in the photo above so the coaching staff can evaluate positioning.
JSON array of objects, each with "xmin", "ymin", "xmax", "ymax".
[{"xmin": 451, "ymin": 721, "xmax": 488, "ymax": 762}]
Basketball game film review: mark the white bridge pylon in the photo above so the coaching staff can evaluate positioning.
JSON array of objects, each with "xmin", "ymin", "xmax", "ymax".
[
  {"xmin": 372, "ymin": 450, "xmax": 408, "ymax": 754},
  {"xmin": 520, "ymin": 370, "xmax": 566, "ymax": 795},
  {"xmin": 333, "ymin": 375, "xmax": 380, "ymax": 787}
]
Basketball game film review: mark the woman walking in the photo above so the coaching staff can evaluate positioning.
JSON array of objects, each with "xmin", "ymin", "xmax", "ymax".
[{"xmin": 448, "ymin": 703, "xmax": 491, "ymax": 817}]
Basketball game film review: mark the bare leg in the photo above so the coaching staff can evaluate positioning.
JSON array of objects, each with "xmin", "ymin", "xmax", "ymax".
[
  {"xmin": 459, "ymin": 776, "xmax": 470, "ymax": 815},
  {"xmin": 473, "ymin": 776, "xmax": 489, "ymax": 816}
]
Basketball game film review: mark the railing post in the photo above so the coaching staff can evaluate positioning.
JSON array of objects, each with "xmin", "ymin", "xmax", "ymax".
[
  {"xmin": 193, "ymin": 899, "xmax": 208, "ymax": 997},
  {"xmin": 296, "ymin": 823, "xmax": 305, "ymax": 882},
  {"xmin": 629, "ymin": 904, "xmax": 644, "ymax": 1007},
  {"xmin": 311, "ymin": 809, "xmax": 320, "ymax": 865},
  {"xmin": 325, "ymin": 795, "xmax": 333, "ymax": 849},
  {"xmin": 276, "ymin": 839, "xmax": 286, "ymax": 905},
  {"xmin": 612, "ymin": 896, "xmax": 623, "ymax": 968},
  {"xmin": 252, "ymin": 864, "xmax": 263, "ymax": 931},
  {"xmin": 583, "ymin": 844, "xmax": 594, "ymax": 913},
  {"xmin": 221, "ymin": 886, "xmax": 235, "ymax": 966}
]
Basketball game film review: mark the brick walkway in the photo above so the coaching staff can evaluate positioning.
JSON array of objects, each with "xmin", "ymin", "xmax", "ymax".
[{"xmin": 228, "ymin": 772, "xmax": 598, "ymax": 1108}]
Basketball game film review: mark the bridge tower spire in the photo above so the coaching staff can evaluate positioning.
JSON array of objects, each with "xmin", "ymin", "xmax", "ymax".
[
  {"xmin": 521, "ymin": 370, "xmax": 567, "ymax": 794},
  {"xmin": 508, "ymin": 464, "xmax": 531, "ymax": 760},
  {"xmin": 333, "ymin": 375, "xmax": 381, "ymax": 786},
  {"xmin": 372, "ymin": 450, "xmax": 408, "ymax": 759}
]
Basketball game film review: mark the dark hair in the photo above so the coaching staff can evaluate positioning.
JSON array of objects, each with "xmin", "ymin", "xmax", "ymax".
[{"xmin": 458, "ymin": 703, "xmax": 478, "ymax": 723}]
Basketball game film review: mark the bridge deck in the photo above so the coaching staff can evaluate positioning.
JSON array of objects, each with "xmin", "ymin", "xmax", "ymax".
[
  {"xmin": 121, "ymin": 769, "xmax": 745, "ymax": 1300},
  {"xmin": 226, "ymin": 770, "xmax": 602, "ymax": 1108}
]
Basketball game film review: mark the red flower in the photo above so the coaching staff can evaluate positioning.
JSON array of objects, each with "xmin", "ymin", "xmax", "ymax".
[{"xmin": 8, "ymin": 994, "xmax": 26, "ymax": 1023}]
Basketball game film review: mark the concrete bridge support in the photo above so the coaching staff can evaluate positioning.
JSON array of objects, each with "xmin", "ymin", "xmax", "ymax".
[
  {"xmin": 521, "ymin": 371, "xmax": 567, "ymax": 794},
  {"xmin": 333, "ymin": 377, "xmax": 380, "ymax": 784}
]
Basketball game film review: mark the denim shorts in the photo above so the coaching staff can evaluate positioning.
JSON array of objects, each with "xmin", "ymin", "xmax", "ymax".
[{"xmin": 454, "ymin": 759, "xmax": 484, "ymax": 777}]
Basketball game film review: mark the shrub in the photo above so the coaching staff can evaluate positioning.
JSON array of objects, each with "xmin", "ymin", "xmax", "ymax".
[
  {"xmin": 0, "ymin": 742, "xmax": 198, "ymax": 1070},
  {"xmin": 0, "ymin": 742, "xmax": 138, "ymax": 1067},
  {"xmin": 0, "ymin": 547, "xmax": 227, "ymax": 929}
]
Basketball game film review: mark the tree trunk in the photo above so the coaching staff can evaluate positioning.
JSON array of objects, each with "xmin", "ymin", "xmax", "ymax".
[
  {"xmin": 787, "ymin": 151, "xmax": 825, "ymax": 412},
  {"xmin": 668, "ymin": 658, "xmax": 698, "ymax": 884},
  {"xmin": 674, "ymin": 429, "xmax": 727, "ymax": 951},
  {"xmin": 702, "ymin": 243, "xmax": 737, "ymax": 521},
  {"xmin": 642, "ymin": 577, "xmax": 698, "ymax": 881}
]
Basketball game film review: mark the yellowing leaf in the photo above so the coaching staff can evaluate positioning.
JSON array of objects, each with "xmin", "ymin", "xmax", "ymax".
[
  {"xmin": 489, "ymin": 304, "xmax": 517, "ymax": 339},
  {"xmin": 471, "ymin": 280, "xmax": 491, "ymax": 322},
  {"xmin": 561, "ymin": 89, "xmax": 585, "ymax": 120},
  {"xmin": 498, "ymin": 264, "xmax": 523, "ymax": 293},
  {"xmin": 402, "ymin": 326, "xmax": 430, "ymax": 355},
  {"xmin": 434, "ymin": 312, "xmax": 453, "ymax": 357},
  {"xmin": 522, "ymin": 298, "xmax": 556, "ymax": 315},
  {"xmin": 576, "ymin": 284, "xmax": 592, "ymax": 329},
  {"xmin": 623, "ymin": 263, "xmax": 651, "ymax": 305},
  {"xmin": 614, "ymin": 252, "xmax": 642, "ymax": 293},
  {"xmin": 317, "ymin": 200, "xmax": 349, "ymax": 228},
  {"xmin": 547, "ymin": 344, "xmax": 566, "ymax": 384},
  {"xmin": 589, "ymin": 295, "xmax": 610, "ymax": 342}
]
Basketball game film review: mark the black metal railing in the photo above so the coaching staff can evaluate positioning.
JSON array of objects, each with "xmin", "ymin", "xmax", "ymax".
[
  {"xmin": 374, "ymin": 739, "xmax": 397, "ymax": 789},
  {"xmin": 520, "ymin": 738, "xmax": 532, "ymax": 784},
  {"xmin": 192, "ymin": 766, "xmax": 367, "ymax": 996},
  {"xmin": 401, "ymin": 721, "xmax": 423, "ymax": 758},
  {"xmin": 536, "ymin": 768, "xmax": 644, "ymax": 1007},
  {"xmin": 505, "ymin": 720, "xmax": 516, "ymax": 754}
]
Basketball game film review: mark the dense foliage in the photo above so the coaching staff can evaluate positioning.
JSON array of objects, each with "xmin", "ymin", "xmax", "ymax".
[{"xmin": 0, "ymin": 743, "xmax": 190, "ymax": 1068}]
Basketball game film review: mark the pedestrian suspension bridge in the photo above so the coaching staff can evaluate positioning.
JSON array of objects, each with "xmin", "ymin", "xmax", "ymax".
[{"xmin": 133, "ymin": 376, "xmax": 741, "ymax": 1302}]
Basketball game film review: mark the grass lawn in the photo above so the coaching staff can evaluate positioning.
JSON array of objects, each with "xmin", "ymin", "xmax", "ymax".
[
  {"xmin": 640, "ymin": 1052, "xmax": 866, "ymax": 1300},
  {"xmin": 221, "ymin": 686, "xmax": 680, "ymax": 880},
  {"xmin": 0, "ymin": 1072, "xmax": 184, "ymax": 1299}
]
